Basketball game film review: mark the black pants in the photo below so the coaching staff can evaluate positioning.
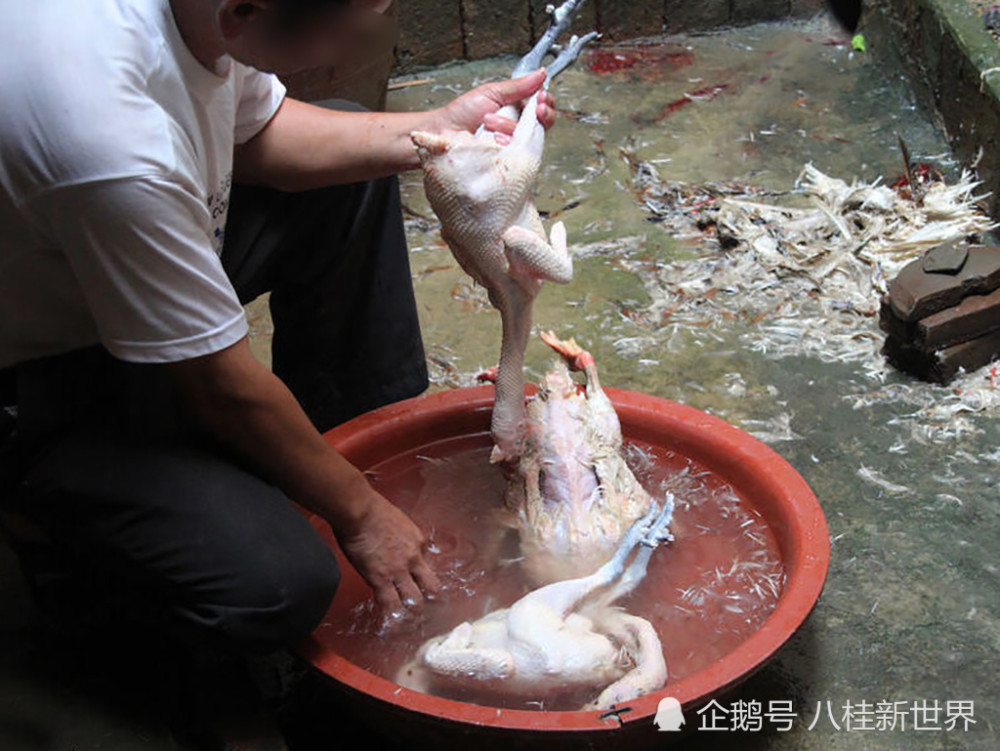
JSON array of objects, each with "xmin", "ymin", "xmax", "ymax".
[{"xmin": 0, "ymin": 174, "xmax": 428, "ymax": 653}]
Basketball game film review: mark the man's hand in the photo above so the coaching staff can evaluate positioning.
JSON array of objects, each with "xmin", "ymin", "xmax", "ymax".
[
  {"xmin": 335, "ymin": 486, "xmax": 442, "ymax": 619},
  {"xmin": 434, "ymin": 68, "xmax": 556, "ymax": 140},
  {"xmin": 236, "ymin": 69, "xmax": 557, "ymax": 189},
  {"xmin": 167, "ymin": 338, "xmax": 441, "ymax": 619}
]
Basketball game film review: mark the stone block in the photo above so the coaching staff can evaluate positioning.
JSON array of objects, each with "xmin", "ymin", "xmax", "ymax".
[
  {"xmin": 877, "ymin": 0, "xmax": 1000, "ymax": 224},
  {"xmin": 883, "ymin": 329, "xmax": 1000, "ymax": 385},
  {"xmin": 732, "ymin": 0, "xmax": 790, "ymax": 25},
  {"xmin": 887, "ymin": 0, "xmax": 919, "ymax": 35},
  {"xmin": 665, "ymin": 0, "xmax": 730, "ymax": 32},
  {"xmin": 955, "ymin": 82, "xmax": 1000, "ymax": 168},
  {"xmin": 789, "ymin": 0, "xmax": 825, "ymax": 18},
  {"xmin": 936, "ymin": 30, "xmax": 967, "ymax": 136},
  {"xmin": 461, "ymin": 0, "xmax": 532, "ymax": 58},
  {"xmin": 596, "ymin": 0, "xmax": 665, "ymax": 41},
  {"xmin": 880, "ymin": 285, "xmax": 1000, "ymax": 350},
  {"xmin": 396, "ymin": 0, "xmax": 464, "ymax": 71},
  {"xmin": 900, "ymin": 1, "xmax": 923, "ymax": 63},
  {"xmin": 915, "ymin": 3, "xmax": 943, "ymax": 98},
  {"xmin": 939, "ymin": 64, "xmax": 990, "ymax": 167},
  {"xmin": 886, "ymin": 246, "xmax": 1000, "ymax": 322},
  {"xmin": 881, "ymin": 0, "xmax": 919, "ymax": 65}
]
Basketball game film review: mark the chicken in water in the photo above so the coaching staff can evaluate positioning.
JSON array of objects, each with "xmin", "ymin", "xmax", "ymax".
[
  {"xmin": 396, "ymin": 499, "xmax": 674, "ymax": 710},
  {"xmin": 398, "ymin": 335, "xmax": 675, "ymax": 709},
  {"xmin": 494, "ymin": 333, "xmax": 656, "ymax": 586}
]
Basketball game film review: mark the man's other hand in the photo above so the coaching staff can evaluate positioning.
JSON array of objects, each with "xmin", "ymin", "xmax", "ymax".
[
  {"xmin": 436, "ymin": 68, "xmax": 556, "ymax": 140},
  {"xmin": 336, "ymin": 487, "xmax": 443, "ymax": 621}
]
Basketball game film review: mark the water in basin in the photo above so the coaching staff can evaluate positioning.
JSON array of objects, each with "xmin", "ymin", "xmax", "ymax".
[{"xmin": 314, "ymin": 435, "xmax": 783, "ymax": 711}]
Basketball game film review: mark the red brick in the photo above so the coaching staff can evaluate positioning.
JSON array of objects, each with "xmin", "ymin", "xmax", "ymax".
[
  {"xmin": 732, "ymin": 0, "xmax": 790, "ymax": 24},
  {"xmin": 396, "ymin": 0, "xmax": 464, "ymax": 71},
  {"xmin": 461, "ymin": 0, "xmax": 532, "ymax": 58},
  {"xmin": 665, "ymin": 0, "xmax": 729, "ymax": 32}
]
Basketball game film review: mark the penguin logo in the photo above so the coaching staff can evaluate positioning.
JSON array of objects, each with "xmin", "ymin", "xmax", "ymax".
[{"xmin": 653, "ymin": 696, "xmax": 685, "ymax": 731}]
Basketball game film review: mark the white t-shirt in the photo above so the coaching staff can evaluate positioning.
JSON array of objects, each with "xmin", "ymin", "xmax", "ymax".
[{"xmin": 0, "ymin": 0, "xmax": 287, "ymax": 369}]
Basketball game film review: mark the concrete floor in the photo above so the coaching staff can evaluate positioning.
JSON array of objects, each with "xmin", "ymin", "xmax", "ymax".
[{"xmin": 3, "ymin": 13, "xmax": 1000, "ymax": 751}]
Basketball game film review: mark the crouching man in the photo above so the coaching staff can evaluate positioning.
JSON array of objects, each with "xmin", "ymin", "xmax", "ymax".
[{"xmin": 0, "ymin": 0, "xmax": 554, "ymax": 746}]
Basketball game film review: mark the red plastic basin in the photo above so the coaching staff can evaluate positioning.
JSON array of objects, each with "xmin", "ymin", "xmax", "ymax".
[{"xmin": 298, "ymin": 385, "xmax": 829, "ymax": 748}]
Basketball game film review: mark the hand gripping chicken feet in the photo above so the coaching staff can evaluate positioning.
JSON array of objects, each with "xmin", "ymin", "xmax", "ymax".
[
  {"xmin": 396, "ymin": 498, "xmax": 675, "ymax": 710},
  {"xmin": 410, "ymin": 0, "xmax": 598, "ymax": 464}
]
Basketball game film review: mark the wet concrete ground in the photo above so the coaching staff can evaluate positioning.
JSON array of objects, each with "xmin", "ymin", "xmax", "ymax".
[{"xmin": 2, "ymin": 14, "xmax": 999, "ymax": 751}]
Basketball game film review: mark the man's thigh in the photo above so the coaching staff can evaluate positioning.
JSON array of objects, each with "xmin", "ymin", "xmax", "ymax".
[{"xmin": 9, "ymin": 425, "xmax": 340, "ymax": 651}]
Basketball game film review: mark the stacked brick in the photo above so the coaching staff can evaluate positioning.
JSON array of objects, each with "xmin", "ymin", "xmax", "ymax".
[{"xmin": 879, "ymin": 245, "xmax": 1000, "ymax": 384}]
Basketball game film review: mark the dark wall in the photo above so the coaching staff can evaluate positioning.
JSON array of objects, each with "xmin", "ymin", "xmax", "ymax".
[
  {"xmin": 282, "ymin": 0, "xmax": 831, "ymax": 106},
  {"xmin": 395, "ymin": 0, "xmax": 828, "ymax": 71}
]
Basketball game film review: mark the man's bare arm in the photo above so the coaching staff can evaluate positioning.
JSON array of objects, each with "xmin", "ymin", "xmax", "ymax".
[
  {"xmin": 233, "ymin": 70, "xmax": 554, "ymax": 191},
  {"xmin": 233, "ymin": 99, "xmax": 437, "ymax": 189},
  {"xmin": 166, "ymin": 337, "xmax": 440, "ymax": 616}
]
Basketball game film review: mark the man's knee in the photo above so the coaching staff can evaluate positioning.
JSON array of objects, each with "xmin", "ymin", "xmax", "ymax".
[
  {"xmin": 212, "ymin": 536, "xmax": 341, "ymax": 652},
  {"xmin": 14, "ymin": 429, "xmax": 343, "ymax": 652}
]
